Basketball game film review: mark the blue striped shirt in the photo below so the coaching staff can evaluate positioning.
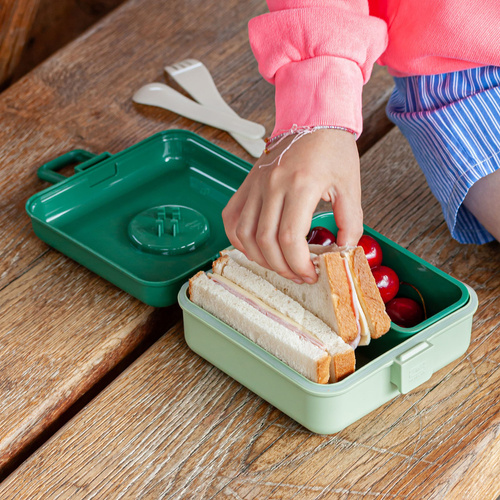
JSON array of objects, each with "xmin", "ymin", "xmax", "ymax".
[{"xmin": 386, "ymin": 66, "xmax": 500, "ymax": 244}]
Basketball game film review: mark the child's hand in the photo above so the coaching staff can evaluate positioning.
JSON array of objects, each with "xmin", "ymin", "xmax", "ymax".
[{"xmin": 222, "ymin": 129, "xmax": 363, "ymax": 284}]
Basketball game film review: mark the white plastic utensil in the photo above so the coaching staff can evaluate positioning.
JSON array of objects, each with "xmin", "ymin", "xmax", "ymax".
[
  {"xmin": 165, "ymin": 59, "xmax": 265, "ymax": 157},
  {"xmin": 133, "ymin": 83, "xmax": 265, "ymax": 140}
]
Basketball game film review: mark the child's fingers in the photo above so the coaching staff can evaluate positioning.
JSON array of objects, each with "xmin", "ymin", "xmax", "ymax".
[
  {"xmin": 279, "ymin": 189, "xmax": 319, "ymax": 283},
  {"xmin": 222, "ymin": 189, "xmax": 248, "ymax": 255},
  {"xmin": 332, "ymin": 193, "xmax": 364, "ymax": 247},
  {"xmin": 256, "ymin": 191, "xmax": 304, "ymax": 282},
  {"xmin": 233, "ymin": 192, "xmax": 270, "ymax": 269}
]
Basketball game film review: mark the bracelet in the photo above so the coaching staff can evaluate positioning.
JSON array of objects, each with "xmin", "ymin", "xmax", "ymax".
[{"xmin": 264, "ymin": 124, "xmax": 357, "ymax": 154}]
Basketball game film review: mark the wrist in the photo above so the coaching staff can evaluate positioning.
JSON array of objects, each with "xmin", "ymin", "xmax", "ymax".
[
  {"xmin": 259, "ymin": 126, "xmax": 358, "ymax": 169},
  {"xmin": 265, "ymin": 124, "xmax": 357, "ymax": 153},
  {"xmin": 265, "ymin": 125, "xmax": 357, "ymax": 156}
]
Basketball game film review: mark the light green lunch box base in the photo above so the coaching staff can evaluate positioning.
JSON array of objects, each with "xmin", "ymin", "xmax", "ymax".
[{"xmin": 179, "ymin": 284, "xmax": 477, "ymax": 435}]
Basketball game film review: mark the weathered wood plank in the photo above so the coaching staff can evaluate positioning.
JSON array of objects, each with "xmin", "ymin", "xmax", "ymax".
[
  {"xmin": 0, "ymin": 0, "xmax": 41, "ymax": 85},
  {"xmin": 359, "ymin": 64, "xmax": 394, "ymax": 154},
  {"xmin": 0, "ymin": 127, "xmax": 497, "ymax": 498},
  {"xmin": 8, "ymin": 0, "xmax": 125, "ymax": 86},
  {"xmin": 0, "ymin": 250, "xmax": 180, "ymax": 477}
]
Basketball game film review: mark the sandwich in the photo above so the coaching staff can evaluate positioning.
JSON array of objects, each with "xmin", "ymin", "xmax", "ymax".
[
  {"xmin": 188, "ymin": 243, "xmax": 390, "ymax": 384},
  {"xmin": 221, "ymin": 246, "xmax": 391, "ymax": 347},
  {"xmin": 189, "ymin": 256, "xmax": 356, "ymax": 384}
]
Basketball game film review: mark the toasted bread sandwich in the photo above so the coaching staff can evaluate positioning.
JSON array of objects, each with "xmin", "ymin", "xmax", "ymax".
[
  {"xmin": 189, "ymin": 262, "xmax": 355, "ymax": 384},
  {"xmin": 221, "ymin": 246, "xmax": 391, "ymax": 347}
]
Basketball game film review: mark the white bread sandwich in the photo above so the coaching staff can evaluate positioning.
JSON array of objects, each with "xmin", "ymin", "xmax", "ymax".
[
  {"xmin": 189, "ymin": 264, "xmax": 355, "ymax": 384},
  {"xmin": 221, "ymin": 246, "xmax": 391, "ymax": 347}
]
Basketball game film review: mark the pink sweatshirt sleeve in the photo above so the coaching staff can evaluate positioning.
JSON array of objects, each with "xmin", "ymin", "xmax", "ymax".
[{"xmin": 249, "ymin": 0, "xmax": 388, "ymax": 137}]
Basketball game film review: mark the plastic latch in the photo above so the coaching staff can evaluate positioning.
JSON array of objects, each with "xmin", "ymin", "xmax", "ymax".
[
  {"xmin": 74, "ymin": 152, "xmax": 112, "ymax": 173},
  {"xmin": 390, "ymin": 341, "xmax": 433, "ymax": 394}
]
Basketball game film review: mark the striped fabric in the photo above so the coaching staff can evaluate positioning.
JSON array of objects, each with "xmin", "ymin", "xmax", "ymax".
[{"xmin": 386, "ymin": 66, "xmax": 500, "ymax": 244}]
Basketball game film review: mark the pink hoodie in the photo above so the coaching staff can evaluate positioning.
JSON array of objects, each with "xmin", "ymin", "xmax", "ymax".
[{"xmin": 249, "ymin": 0, "xmax": 500, "ymax": 137}]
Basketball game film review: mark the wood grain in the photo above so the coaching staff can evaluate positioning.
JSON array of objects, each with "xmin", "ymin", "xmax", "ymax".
[
  {"xmin": 7, "ymin": 0, "xmax": 125, "ymax": 86},
  {"xmin": 359, "ymin": 64, "xmax": 394, "ymax": 154},
  {"xmin": 0, "ymin": 128, "xmax": 497, "ymax": 499},
  {"xmin": 0, "ymin": 249, "xmax": 180, "ymax": 475},
  {"xmin": 0, "ymin": 0, "xmax": 41, "ymax": 85}
]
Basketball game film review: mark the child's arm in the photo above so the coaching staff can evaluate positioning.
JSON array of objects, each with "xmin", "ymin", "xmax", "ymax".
[
  {"xmin": 223, "ymin": 1, "xmax": 388, "ymax": 283},
  {"xmin": 249, "ymin": 0, "xmax": 388, "ymax": 138}
]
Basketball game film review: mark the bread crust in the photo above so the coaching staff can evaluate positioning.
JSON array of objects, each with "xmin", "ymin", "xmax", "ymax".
[
  {"xmin": 323, "ymin": 252, "xmax": 359, "ymax": 343},
  {"xmin": 196, "ymin": 249, "xmax": 370, "ymax": 384},
  {"xmin": 317, "ymin": 354, "xmax": 331, "ymax": 384},
  {"xmin": 188, "ymin": 270, "xmax": 205, "ymax": 298},
  {"xmin": 212, "ymin": 254, "xmax": 229, "ymax": 274},
  {"xmin": 190, "ymin": 269, "xmax": 332, "ymax": 384},
  {"xmin": 332, "ymin": 350, "xmax": 356, "ymax": 382},
  {"xmin": 350, "ymin": 247, "xmax": 391, "ymax": 338}
]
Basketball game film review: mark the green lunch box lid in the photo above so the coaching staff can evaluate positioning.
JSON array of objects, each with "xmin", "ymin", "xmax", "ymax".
[{"xmin": 25, "ymin": 130, "xmax": 251, "ymax": 307}]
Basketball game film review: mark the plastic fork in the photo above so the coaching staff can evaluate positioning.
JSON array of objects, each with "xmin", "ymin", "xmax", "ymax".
[
  {"xmin": 165, "ymin": 59, "xmax": 265, "ymax": 158},
  {"xmin": 133, "ymin": 82, "xmax": 265, "ymax": 140}
]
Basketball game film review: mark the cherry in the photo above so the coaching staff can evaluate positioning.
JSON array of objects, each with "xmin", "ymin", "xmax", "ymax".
[
  {"xmin": 358, "ymin": 234, "xmax": 383, "ymax": 268},
  {"xmin": 307, "ymin": 226, "xmax": 336, "ymax": 246},
  {"xmin": 371, "ymin": 265, "xmax": 400, "ymax": 303},
  {"xmin": 386, "ymin": 297, "xmax": 424, "ymax": 328}
]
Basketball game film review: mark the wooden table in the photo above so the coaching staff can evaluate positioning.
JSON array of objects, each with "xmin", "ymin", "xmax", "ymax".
[{"xmin": 0, "ymin": 0, "xmax": 498, "ymax": 498}]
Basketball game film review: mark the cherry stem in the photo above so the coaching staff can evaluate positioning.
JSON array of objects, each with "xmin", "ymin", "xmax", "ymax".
[{"xmin": 400, "ymin": 281, "xmax": 427, "ymax": 320}]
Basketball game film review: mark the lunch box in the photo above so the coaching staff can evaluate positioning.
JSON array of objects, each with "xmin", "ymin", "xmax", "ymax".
[
  {"xmin": 27, "ymin": 130, "xmax": 478, "ymax": 434},
  {"xmin": 179, "ymin": 211, "xmax": 477, "ymax": 434}
]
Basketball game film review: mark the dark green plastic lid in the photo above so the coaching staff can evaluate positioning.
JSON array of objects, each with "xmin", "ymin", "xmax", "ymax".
[{"xmin": 26, "ymin": 130, "xmax": 251, "ymax": 307}]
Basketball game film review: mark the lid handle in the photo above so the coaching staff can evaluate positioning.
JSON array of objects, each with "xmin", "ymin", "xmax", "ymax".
[
  {"xmin": 390, "ymin": 341, "xmax": 433, "ymax": 394},
  {"xmin": 37, "ymin": 149, "xmax": 97, "ymax": 184}
]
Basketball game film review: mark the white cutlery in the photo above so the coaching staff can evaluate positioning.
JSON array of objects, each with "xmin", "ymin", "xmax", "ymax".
[
  {"xmin": 165, "ymin": 59, "xmax": 265, "ymax": 158},
  {"xmin": 133, "ymin": 82, "xmax": 265, "ymax": 140}
]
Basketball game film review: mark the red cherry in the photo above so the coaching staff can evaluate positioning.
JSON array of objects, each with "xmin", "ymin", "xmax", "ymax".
[
  {"xmin": 307, "ymin": 226, "xmax": 336, "ymax": 246},
  {"xmin": 386, "ymin": 297, "xmax": 424, "ymax": 328},
  {"xmin": 371, "ymin": 266, "xmax": 400, "ymax": 303},
  {"xmin": 358, "ymin": 234, "xmax": 383, "ymax": 268}
]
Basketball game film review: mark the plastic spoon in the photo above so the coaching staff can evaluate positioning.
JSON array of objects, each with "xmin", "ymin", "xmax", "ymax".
[
  {"xmin": 165, "ymin": 59, "xmax": 265, "ymax": 157},
  {"xmin": 133, "ymin": 83, "xmax": 265, "ymax": 140}
]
